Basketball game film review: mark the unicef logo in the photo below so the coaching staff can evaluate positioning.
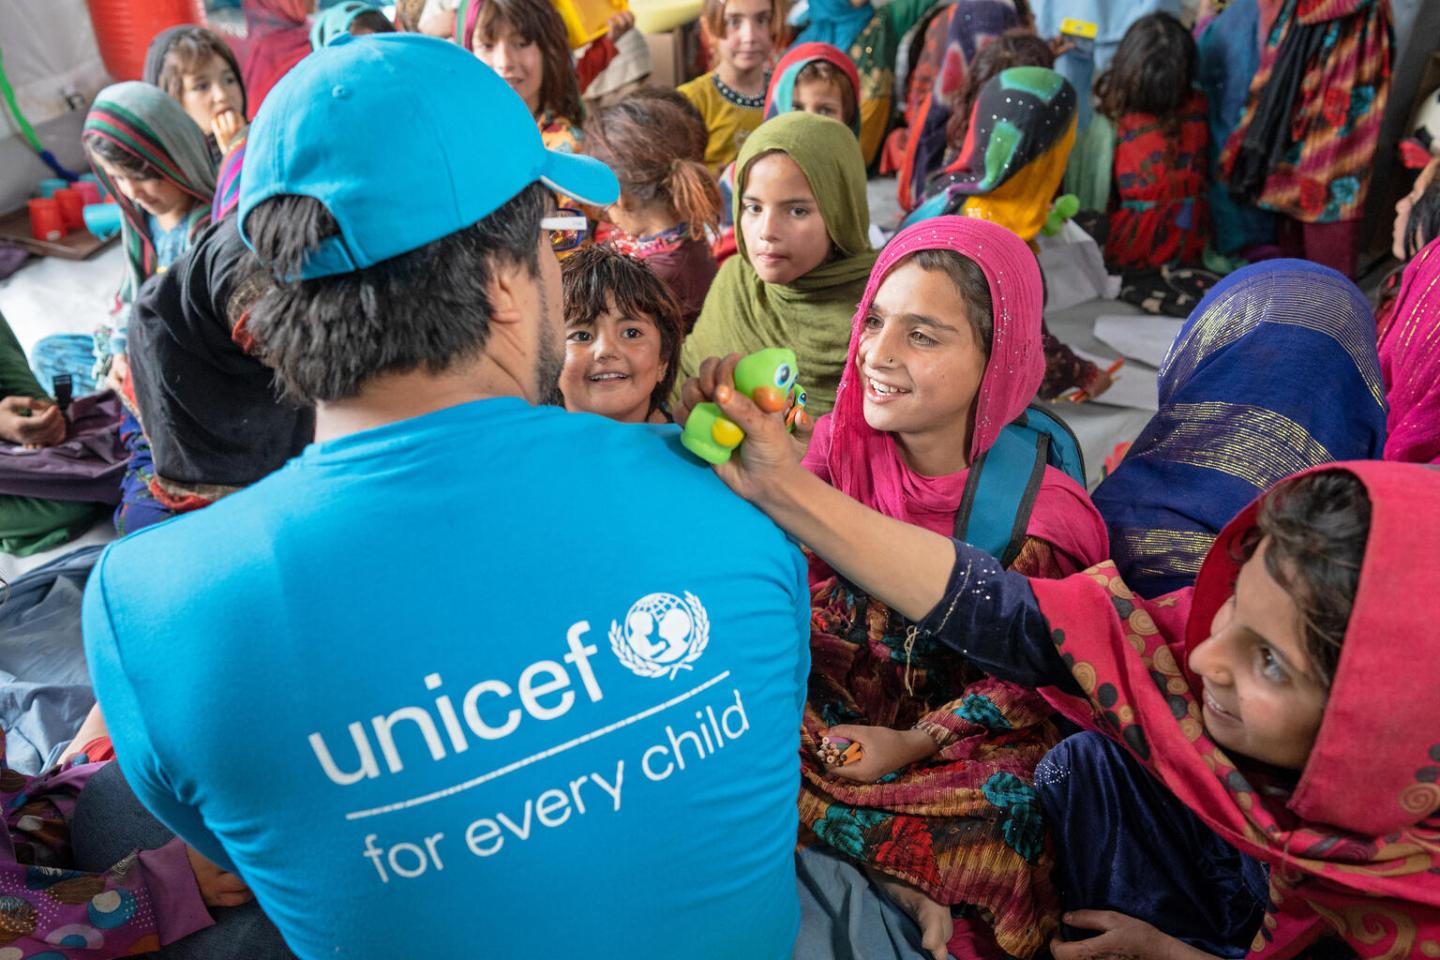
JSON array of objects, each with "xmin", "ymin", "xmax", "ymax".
[{"xmin": 609, "ymin": 592, "xmax": 710, "ymax": 679}]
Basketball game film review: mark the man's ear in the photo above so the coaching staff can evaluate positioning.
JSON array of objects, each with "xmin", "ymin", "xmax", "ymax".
[{"xmin": 485, "ymin": 254, "xmax": 529, "ymax": 329}]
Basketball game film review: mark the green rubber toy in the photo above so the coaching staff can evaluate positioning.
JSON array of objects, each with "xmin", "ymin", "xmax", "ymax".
[
  {"xmin": 681, "ymin": 348, "xmax": 806, "ymax": 465},
  {"xmin": 1042, "ymin": 193, "xmax": 1081, "ymax": 236}
]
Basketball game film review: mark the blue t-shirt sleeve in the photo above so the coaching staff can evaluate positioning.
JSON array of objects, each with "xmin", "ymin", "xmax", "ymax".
[
  {"xmin": 788, "ymin": 547, "xmax": 810, "ymax": 716},
  {"xmin": 83, "ymin": 551, "xmax": 237, "ymax": 873}
]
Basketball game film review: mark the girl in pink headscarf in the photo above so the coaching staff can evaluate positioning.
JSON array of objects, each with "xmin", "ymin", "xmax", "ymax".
[{"xmin": 796, "ymin": 216, "xmax": 1108, "ymax": 960}]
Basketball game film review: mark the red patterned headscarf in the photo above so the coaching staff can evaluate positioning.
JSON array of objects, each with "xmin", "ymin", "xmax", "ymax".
[{"xmin": 1030, "ymin": 460, "xmax": 1440, "ymax": 960}]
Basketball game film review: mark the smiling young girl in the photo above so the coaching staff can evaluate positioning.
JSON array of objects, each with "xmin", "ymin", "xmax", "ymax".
[
  {"xmin": 680, "ymin": 111, "xmax": 876, "ymax": 415},
  {"xmin": 560, "ymin": 246, "xmax": 686, "ymax": 423},
  {"xmin": 795, "ymin": 216, "xmax": 1108, "ymax": 960}
]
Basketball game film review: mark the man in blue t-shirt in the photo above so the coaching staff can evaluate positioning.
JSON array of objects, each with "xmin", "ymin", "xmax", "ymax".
[{"xmin": 83, "ymin": 34, "xmax": 809, "ymax": 960}]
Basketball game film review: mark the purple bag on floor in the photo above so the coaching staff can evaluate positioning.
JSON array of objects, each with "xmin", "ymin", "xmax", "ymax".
[{"xmin": 0, "ymin": 391, "xmax": 125, "ymax": 504}]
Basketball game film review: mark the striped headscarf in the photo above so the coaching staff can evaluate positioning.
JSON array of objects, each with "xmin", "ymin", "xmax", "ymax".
[
  {"xmin": 1092, "ymin": 259, "xmax": 1387, "ymax": 598},
  {"xmin": 83, "ymin": 82, "xmax": 218, "ymax": 305}
]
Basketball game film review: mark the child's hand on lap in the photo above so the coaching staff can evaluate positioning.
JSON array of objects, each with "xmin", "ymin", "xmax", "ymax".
[
  {"xmin": 1051, "ymin": 910, "xmax": 1218, "ymax": 960},
  {"xmin": 0, "ymin": 396, "xmax": 65, "ymax": 448},
  {"xmin": 185, "ymin": 846, "xmax": 254, "ymax": 908},
  {"xmin": 821, "ymin": 724, "xmax": 937, "ymax": 782},
  {"xmin": 212, "ymin": 109, "xmax": 247, "ymax": 154},
  {"xmin": 607, "ymin": 11, "xmax": 635, "ymax": 41}
]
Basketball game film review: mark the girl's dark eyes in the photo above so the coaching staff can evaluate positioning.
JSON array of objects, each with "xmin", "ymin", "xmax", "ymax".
[
  {"xmin": 566, "ymin": 330, "xmax": 592, "ymax": 343},
  {"xmin": 909, "ymin": 330, "xmax": 937, "ymax": 347},
  {"xmin": 1259, "ymin": 646, "xmax": 1286, "ymax": 683}
]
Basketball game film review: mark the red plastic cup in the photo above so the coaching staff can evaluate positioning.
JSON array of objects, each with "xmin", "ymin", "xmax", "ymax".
[
  {"xmin": 28, "ymin": 198, "xmax": 65, "ymax": 241},
  {"xmin": 74, "ymin": 181, "xmax": 102, "ymax": 206},
  {"xmin": 54, "ymin": 188, "xmax": 85, "ymax": 231}
]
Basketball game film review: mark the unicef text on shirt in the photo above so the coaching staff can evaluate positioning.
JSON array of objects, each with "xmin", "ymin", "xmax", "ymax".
[
  {"xmin": 308, "ymin": 622, "xmax": 604, "ymax": 785},
  {"xmin": 307, "ymin": 592, "xmax": 718, "ymax": 785}
]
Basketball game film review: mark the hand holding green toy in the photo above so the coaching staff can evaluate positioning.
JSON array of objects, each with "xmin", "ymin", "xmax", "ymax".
[{"xmin": 681, "ymin": 348, "xmax": 807, "ymax": 464}]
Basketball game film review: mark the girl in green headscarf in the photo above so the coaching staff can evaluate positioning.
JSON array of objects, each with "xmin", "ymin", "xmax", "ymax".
[{"xmin": 680, "ymin": 111, "xmax": 877, "ymax": 416}]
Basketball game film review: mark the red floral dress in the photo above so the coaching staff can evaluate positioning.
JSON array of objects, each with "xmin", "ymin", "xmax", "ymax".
[{"xmin": 1106, "ymin": 92, "xmax": 1212, "ymax": 270}]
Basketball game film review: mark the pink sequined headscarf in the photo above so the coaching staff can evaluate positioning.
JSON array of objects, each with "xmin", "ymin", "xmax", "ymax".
[
  {"xmin": 1380, "ymin": 236, "xmax": 1440, "ymax": 464},
  {"xmin": 803, "ymin": 216, "xmax": 1107, "ymax": 571}
]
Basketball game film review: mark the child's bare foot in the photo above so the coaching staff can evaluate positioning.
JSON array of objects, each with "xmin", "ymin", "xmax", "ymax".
[{"xmin": 868, "ymin": 869, "xmax": 953, "ymax": 960}]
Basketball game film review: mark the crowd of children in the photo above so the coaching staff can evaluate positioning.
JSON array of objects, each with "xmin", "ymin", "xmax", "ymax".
[{"xmin": 1, "ymin": 0, "xmax": 1437, "ymax": 956}]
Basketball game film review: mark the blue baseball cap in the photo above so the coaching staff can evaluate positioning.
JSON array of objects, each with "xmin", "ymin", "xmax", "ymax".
[{"xmin": 238, "ymin": 33, "xmax": 618, "ymax": 279}]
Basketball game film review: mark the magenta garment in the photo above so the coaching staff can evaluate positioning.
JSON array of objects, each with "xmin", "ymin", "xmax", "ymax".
[
  {"xmin": 802, "ymin": 215, "xmax": 1108, "ymax": 571},
  {"xmin": 1379, "ymin": 236, "xmax": 1440, "ymax": 464},
  {"xmin": 241, "ymin": 0, "xmax": 313, "ymax": 121},
  {"xmin": 0, "ymin": 736, "xmax": 212, "ymax": 955}
]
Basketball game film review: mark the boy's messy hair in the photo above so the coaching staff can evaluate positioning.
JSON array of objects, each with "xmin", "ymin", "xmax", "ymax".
[
  {"xmin": 1239, "ymin": 469, "xmax": 1373, "ymax": 689},
  {"xmin": 584, "ymin": 89, "xmax": 721, "ymax": 239},
  {"xmin": 946, "ymin": 30, "xmax": 1053, "ymax": 154},
  {"xmin": 561, "ymin": 246, "xmax": 686, "ymax": 415},
  {"xmin": 154, "ymin": 26, "xmax": 247, "ymax": 117},
  {"xmin": 1095, "ymin": 12, "xmax": 1196, "ymax": 123},
  {"xmin": 795, "ymin": 60, "xmax": 857, "ymax": 127},
  {"xmin": 700, "ymin": 0, "xmax": 788, "ymax": 50},
  {"xmin": 475, "ymin": 0, "xmax": 581, "ymax": 121}
]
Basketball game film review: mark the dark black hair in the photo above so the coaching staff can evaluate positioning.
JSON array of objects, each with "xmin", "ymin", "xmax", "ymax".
[
  {"xmin": 1095, "ymin": 12, "xmax": 1197, "ymax": 123},
  {"xmin": 1404, "ymin": 179, "xmax": 1440, "ymax": 259},
  {"xmin": 349, "ymin": 9, "xmax": 398, "ymax": 35},
  {"xmin": 561, "ymin": 245, "xmax": 686, "ymax": 414},
  {"xmin": 84, "ymin": 134, "xmax": 161, "ymax": 180},
  {"xmin": 241, "ymin": 181, "xmax": 549, "ymax": 403},
  {"xmin": 1241, "ymin": 469, "xmax": 1372, "ymax": 689},
  {"xmin": 898, "ymin": 248, "xmax": 995, "ymax": 358}
]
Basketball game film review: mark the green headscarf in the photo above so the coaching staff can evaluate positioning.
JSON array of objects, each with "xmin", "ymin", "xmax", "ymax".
[{"xmin": 680, "ymin": 112, "xmax": 876, "ymax": 415}]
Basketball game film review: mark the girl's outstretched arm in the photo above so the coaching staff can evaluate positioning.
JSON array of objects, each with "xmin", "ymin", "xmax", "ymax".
[{"xmin": 678, "ymin": 354, "xmax": 1077, "ymax": 692}]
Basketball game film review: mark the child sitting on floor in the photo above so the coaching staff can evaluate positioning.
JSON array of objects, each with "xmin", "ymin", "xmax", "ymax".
[
  {"xmin": 796, "ymin": 216, "xmax": 1108, "ymax": 960},
  {"xmin": 678, "ymin": 0, "xmax": 787, "ymax": 172},
  {"xmin": 673, "ymin": 380, "xmax": 1440, "ymax": 960},
  {"xmin": 560, "ymin": 246, "xmax": 686, "ymax": 424},
  {"xmin": 32, "ymin": 83, "xmax": 215, "ymax": 534},
  {"xmin": 1080, "ymin": 12, "xmax": 1210, "ymax": 271},
  {"xmin": 585, "ymin": 90, "xmax": 721, "ymax": 326}
]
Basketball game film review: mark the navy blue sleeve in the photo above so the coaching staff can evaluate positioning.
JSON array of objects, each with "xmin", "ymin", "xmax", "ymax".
[{"xmin": 914, "ymin": 539, "xmax": 1082, "ymax": 696}]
